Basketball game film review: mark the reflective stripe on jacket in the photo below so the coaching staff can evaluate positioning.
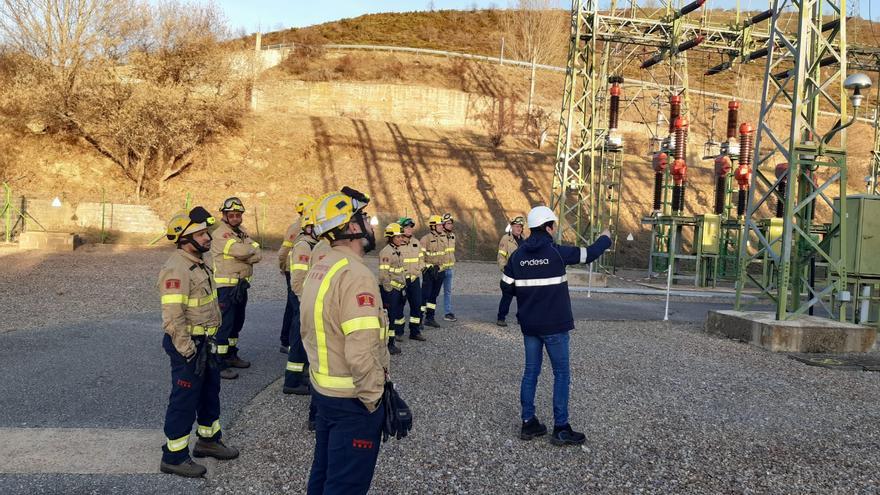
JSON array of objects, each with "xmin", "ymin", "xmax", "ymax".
[
  {"xmin": 378, "ymin": 243, "xmax": 406, "ymax": 292},
  {"xmin": 277, "ymin": 218, "xmax": 301, "ymax": 272},
  {"xmin": 497, "ymin": 233, "xmax": 522, "ymax": 272},
  {"xmin": 157, "ymin": 249, "xmax": 222, "ymax": 356},
  {"xmin": 288, "ymin": 233, "xmax": 317, "ymax": 297},
  {"xmin": 209, "ymin": 222, "xmax": 262, "ymax": 287}
]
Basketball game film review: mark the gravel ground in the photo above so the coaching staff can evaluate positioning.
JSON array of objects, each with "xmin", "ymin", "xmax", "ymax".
[{"xmin": 207, "ymin": 319, "xmax": 880, "ymax": 494}]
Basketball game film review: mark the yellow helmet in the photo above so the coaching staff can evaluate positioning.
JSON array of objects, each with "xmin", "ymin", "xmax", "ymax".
[
  {"xmin": 166, "ymin": 206, "xmax": 215, "ymax": 243},
  {"xmin": 295, "ymin": 195, "xmax": 314, "ymax": 215},
  {"xmin": 301, "ymin": 201, "xmax": 318, "ymax": 229},
  {"xmin": 384, "ymin": 222, "xmax": 403, "ymax": 238},
  {"xmin": 428, "ymin": 214, "xmax": 442, "ymax": 226},
  {"xmin": 313, "ymin": 186, "xmax": 371, "ymax": 239},
  {"xmin": 219, "ymin": 197, "xmax": 245, "ymax": 213}
]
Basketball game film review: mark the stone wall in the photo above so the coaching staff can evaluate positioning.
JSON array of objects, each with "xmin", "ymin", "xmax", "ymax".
[
  {"xmin": 253, "ymin": 80, "xmax": 519, "ymax": 130},
  {"xmin": 17, "ymin": 198, "xmax": 164, "ymax": 234}
]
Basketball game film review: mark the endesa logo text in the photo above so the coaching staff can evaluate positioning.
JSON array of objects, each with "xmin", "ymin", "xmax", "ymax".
[{"xmin": 520, "ymin": 258, "xmax": 550, "ymax": 267}]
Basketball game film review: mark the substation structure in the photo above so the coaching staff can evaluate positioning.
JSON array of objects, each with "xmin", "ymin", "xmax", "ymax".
[{"xmin": 552, "ymin": 0, "xmax": 880, "ymax": 328}]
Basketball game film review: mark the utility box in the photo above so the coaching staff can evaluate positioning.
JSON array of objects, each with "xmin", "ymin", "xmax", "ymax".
[
  {"xmin": 830, "ymin": 195, "xmax": 880, "ymax": 277},
  {"xmin": 767, "ymin": 217, "xmax": 784, "ymax": 257},
  {"xmin": 699, "ymin": 214, "xmax": 721, "ymax": 255}
]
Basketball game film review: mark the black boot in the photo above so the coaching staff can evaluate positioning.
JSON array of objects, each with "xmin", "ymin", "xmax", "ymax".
[
  {"xmin": 520, "ymin": 417, "xmax": 547, "ymax": 440},
  {"xmin": 550, "ymin": 424, "xmax": 586, "ymax": 446},
  {"xmin": 388, "ymin": 339, "xmax": 401, "ymax": 355},
  {"xmin": 192, "ymin": 438, "xmax": 240, "ymax": 460},
  {"xmin": 160, "ymin": 458, "xmax": 207, "ymax": 478}
]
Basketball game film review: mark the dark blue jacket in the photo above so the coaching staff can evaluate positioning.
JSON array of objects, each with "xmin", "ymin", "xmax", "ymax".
[{"xmin": 501, "ymin": 231, "xmax": 611, "ymax": 336}]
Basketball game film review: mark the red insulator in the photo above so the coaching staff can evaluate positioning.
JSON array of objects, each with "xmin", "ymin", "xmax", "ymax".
[
  {"xmin": 669, "ymin": 95, "xmax": 682, "ymax": 134},
  {"xmin": 608, "ymin": 83, "xmax": 621, "ymax": 130},
  {"xmin": 726, "ymin": 101, "xmax": 739, "ymax": 139},
  {"xmin": 715, "ymin": 155, "xmax": 732, "ymax": 177},
  {"xmin": 652, "ymin": 152, "xmax": 668, "ymax": 172},
  {"xmin": 734, "ymin": 163, "xmax": 751, "ymax": 190},
  {"xmin": 672, "ymin": 159, "xmax": 688, "ymax": 186},
  {"xmin": 774, "ymin": 162, "xmax": 788, "ymax": 180}
]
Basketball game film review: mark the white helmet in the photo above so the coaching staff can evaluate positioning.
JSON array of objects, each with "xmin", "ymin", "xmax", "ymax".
[{"xmin": 527, "ymin": 206, "xmax": 558, "ymax": 228}]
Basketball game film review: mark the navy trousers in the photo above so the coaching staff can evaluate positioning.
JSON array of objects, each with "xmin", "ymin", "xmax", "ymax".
[
  {"xmin": 307, "ymin": 391, "xmax": 384, "ymax": 495},
  {"xmin": 380, "ymin": 287, "xmax": 405, "ymax": 338},
  {"xmin": 161, "ymin": 334, "xmax": 221, "ymax": 465},
  {"xmin": 217, "ymin": 285, "xmax": 248, "ymax": 361},
  {"xmin": 280, "ymin": 271, "xmax": 298, "ymax": 347},
  {"xmin": 404, "ymin": 277, "xmax": 423, "ymax": 336},
  {"xmin": 284, "ymin": 292, "xmax": 309, "ymax": 388},
  {"xmin": 421, "ymin": 268, "xmax": 445, "ymax": 320},
  {"xmin": 497, "ymin": 280, "xmax": 515, "ymax": 321}
]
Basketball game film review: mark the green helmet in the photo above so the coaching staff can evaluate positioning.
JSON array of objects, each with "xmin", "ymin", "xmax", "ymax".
[{"xmin": 398, "ymin": 217, "xmax": 415, "ymax": 228}]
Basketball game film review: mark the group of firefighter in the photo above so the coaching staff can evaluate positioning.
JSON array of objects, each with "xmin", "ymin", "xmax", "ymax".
[{"xmin": 155, "ymin": 188, "xmax": 502, "ymax": 492}]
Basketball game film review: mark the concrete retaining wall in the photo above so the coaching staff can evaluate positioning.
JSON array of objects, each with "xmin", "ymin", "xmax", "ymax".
[{"xmin": 18, "ymin": 198, "xmax": 164, "ymax": 234}]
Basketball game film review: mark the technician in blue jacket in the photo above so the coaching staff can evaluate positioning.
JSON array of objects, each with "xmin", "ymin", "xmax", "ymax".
[{"xmin": 501, "ymin": 205, "xmax": 612, "ymax": 446}]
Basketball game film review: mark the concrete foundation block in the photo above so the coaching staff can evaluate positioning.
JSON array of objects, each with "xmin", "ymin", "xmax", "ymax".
[
  {"xmin": 568, "ymin": 269, "xmax": 608, "ymax": 288},
  {"xmin": 705, "ymin": 310, "xmax": 876, "ymax": 353},
  {"xmin": 18, "ymin": 232, "xmax": 77, "ymax": 252}
]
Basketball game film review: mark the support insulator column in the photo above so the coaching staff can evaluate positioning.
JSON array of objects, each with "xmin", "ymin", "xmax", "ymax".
[
  {"xmin": 669, "ymin": 95, "xmax": 682, "ymax": 136},
  {"xmin": 726, "ymin": 101, "xmax": 739, "ymax": 140},
  {"xmin": 671, "ymin": 116, "xmax": 689, "ymax": 214},
  {"xmin": 735, "ymin": 123, "xmax": 754, "ymax": 217},
  {"xmin": 775, "ymin": 162, "xmax": 789, "ymax": 218},
  {"xmin": 652, "ymin": 152, "xmax": 667, "ymax": 211},
  {"xmin": 609, "ymin": 81, "xmax": 621, "ymax": 130},
  {"xmin": 714, "ymin": 155, "xmax": 732, "ymax": 215}
]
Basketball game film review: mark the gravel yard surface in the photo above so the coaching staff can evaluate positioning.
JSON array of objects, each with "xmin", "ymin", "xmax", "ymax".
[{"xmin": 208, "ymin": 320, "xmax": 880, "ymax": 494}]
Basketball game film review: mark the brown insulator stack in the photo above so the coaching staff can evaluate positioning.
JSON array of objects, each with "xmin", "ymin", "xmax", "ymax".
[
  {"xmin": 735, "ymin": 123, "xmax": 754, "ymax": 217},
  {"xmin": 652, "ymin": 152, "xmax": 667, "ymax": 211},
  {"xmin": 609, "ymin": 82, "xmax": 621, "ymax": 131},
  {"xmin": 726, "ymin": 101, "xmax": 739, "ymax": 140},
  {"xmin": 671, "ymin": 117, "xmax": 689, "ymax": 214}
]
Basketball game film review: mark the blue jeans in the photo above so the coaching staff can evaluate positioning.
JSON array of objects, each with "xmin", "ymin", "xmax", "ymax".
[
  {"xmin": 442, "ymin": 268, "xmax": 454, "ymax": 314},
  {"xmin": 520, "ymin": 331, "xmax": 570, "ymax": 427}
]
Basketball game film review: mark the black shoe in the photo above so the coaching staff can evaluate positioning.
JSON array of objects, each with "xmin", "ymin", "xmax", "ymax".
[
  {"xmin": 307, "ymin": 420, "xmax": 316, "ymax": 432},
  {"xmin": 550, "ymin": 424, "xmax": 586, "ymax": 446},
  {"xmin": 496, "ymin": 319, "xmax": 508, "ymax": 327},
  {"xmin": 424, "ymin": 319, "xmax": 440, "ymax": 328},
  {"xmin": 409, "ymin": 333, "xmax": 427, "ymax": 342},
  {"xmin": 394, "ymin": 335, "xmax": 404, "ymax": 342},
  {"xmin": 283, "ymin": 383, "xmax": 310, "ymax": 395},
  {"xmin": 226, "ymin": 356, "xmax": 251, "ymax": 369},
  {"xmin": 279, "ymin": 345, "xmax": 289, "ymax": 354},
  {"xmin": 520, "ymin": 417, "xmax": 548, "ymax": 441},
  {"xmin": 388, "ymin": 341, "xmax": 402, "ymax": 355},
  {"xmin": 160, "ymin": 458, "xmax": 207, "ymax": 478},
  {"xmin": 220, "ymin": 368, "xmax": 239, "ymax": 380},
  {"xmin": 443, "ymin": 313, "xmax": 457, "ymax": 322},
  {"xmin": 192, "ymin": 438, "xmax": 240, "ymax": 460}
]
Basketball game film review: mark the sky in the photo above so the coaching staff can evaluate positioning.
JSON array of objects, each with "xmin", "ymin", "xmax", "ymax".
[{"xmin": 213, "ymin": 0, "xmax": 880, "ymax": 34}]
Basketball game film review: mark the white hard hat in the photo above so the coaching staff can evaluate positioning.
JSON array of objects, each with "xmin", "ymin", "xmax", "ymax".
[{"xmin": 527, "ymin": 205, "xmax": 558, "ymax": 228}]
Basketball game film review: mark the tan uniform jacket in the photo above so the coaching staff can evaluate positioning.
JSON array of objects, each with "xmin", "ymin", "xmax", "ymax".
[
  {"xmin": 277, "ymin": 218, "xmax": 301, "ymax": 272},
  {"xmin": 497, "ymin": 233, "xmax": 522, "ymax": 272},
  {"xmin": 309, "ymin": 239, "xmax": 332, "ymax": 268},
  {"xmin": 443, "ymin": 232, "xmax": 456, "ymax": 270},
  {"xmin": 399, "ymin": 238, "xmax": 424, "ymax": 280},
  {"xmin": 300, "ymin": 245, "xmax": 390, "ymax": 411},
  {"xmin": 158, "ymin": 249, "xmax": 222, "ymax": 357},
  {"xmin": 378, "ymin": 243, "xmax": 406, "ymax": 292},
  {"xmin": 420, "ymin": 231, "xmax": 448, "ymax": 271},
  {"xmin": 288, "ymin": 233, "xmax": 317, "ymax": 297},
  {"xmin": 210, "ymin": 222, "xmax": 262, "ymax": 287}
]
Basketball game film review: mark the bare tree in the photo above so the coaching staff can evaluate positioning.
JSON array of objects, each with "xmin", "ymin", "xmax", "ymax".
[
  {"xmin": 0, "ymin": 0, "xmax": 246, "ymax": 198},
  {"xmin": 502, "ymin": 0, "xmax": 566, "ymax": 66}
]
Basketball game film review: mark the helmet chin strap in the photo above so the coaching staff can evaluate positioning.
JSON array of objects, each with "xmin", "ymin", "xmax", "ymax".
[
  {"xmin": 181, "ymin": 233, "xmax": 211, "ymax": 253},
  {"xmin": 333, "ymin": 214, "xmax": 375, "ymax": 253}
]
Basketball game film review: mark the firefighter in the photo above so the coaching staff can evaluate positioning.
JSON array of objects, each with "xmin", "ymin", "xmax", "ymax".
[
  {"xmin": 440, "ymin": 213, "xmax": 457, "ymax": 322},
  {"xmin": 379, "ymin": 223, "xmax": 407, "ymax": 355},
  {"xmin": 283, "ymin": 201, "xmax": 318, "ymax": 395},
  {"xmin": 211, "ymin": 197, "xmax": 262, "ymax": 379},
  {"xmin": 419, "ymin": 214, "xmax": 447, "ymax": 328},
  {"xmin": 501, "ymin": 206, "xmax": 611, "ymax": 446},
  {"xmin": 158, "ymin": 207, "xmax": 239, "ymax": 478},
  {"xmin": 277, "ymin": 196, "xmax": 313, "ymax": 354},
  {"xmin": 301, "ymin": 187, "xmax": 390, "ymax": 495},
  {"xmin": 496, "ymin": 216, "xmax": 525, "ymax": 327},
  {"xmin": 397, "ymin": 217, "xmax": 426, "ymax": 341}
]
